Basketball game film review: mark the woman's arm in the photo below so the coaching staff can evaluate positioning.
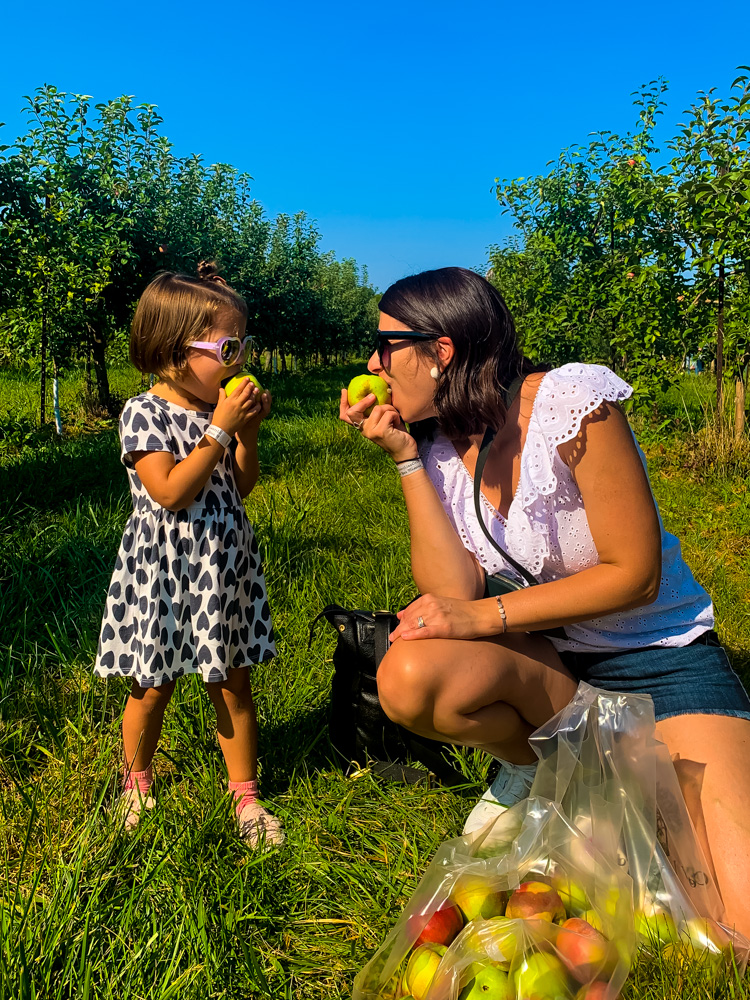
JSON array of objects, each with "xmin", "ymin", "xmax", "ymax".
[
  {"xmin": 401, "ymin": 467, "xmax": 487, "ymax": 599},
  {"xmin": 134, "ymin": 382, "xmax": 261, "ymax": 511},
  {"xmin": 390, "ymin": 402, "xmax": 663, "ymax": 640},
  {"xmin": 339, "ymin": 389, "xmax": 484, "ymax": 599}
]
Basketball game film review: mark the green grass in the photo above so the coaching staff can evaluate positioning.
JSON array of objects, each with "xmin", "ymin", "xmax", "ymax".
[{"xmin": 0, "ymin": 364, "xmax": 748, "ymax": 999}]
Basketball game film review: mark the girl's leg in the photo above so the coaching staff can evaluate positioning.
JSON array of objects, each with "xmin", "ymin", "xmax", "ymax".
[
  {"xmin": 204, "ymin": 666, "xmax": 257, "ymax": 781},
  {"xmin": 119, "ymin": 677, "xmax": 176, "ymax": 830},
  {"xmin": 205, "ymin": 667, "xmax": 284, "ymax": 847},
  {"xmin": 377, "ymin": 632, "xmax": 577, "ymax": 763},
  {"xmin": 122, "ymin": 677, "xmax": 177, "ymax": 770},
  {"xmin": 656, "ymin": 713, "xmax": 750, "ymax": 939}
]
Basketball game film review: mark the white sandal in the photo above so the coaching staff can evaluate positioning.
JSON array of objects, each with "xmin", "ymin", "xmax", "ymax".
[{"xmin": 237, "ymin": 801, "xmax": 285, "ymax": 849}]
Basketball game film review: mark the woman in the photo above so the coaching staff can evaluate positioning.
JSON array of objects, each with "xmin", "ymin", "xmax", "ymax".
[{"xmin": 339, "ymin": 267, "xmax": 750, "ymax": 938}]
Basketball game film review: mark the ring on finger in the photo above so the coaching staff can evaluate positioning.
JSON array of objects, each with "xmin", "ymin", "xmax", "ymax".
[
  {"xmin": 416, "ymin": 616, "xmax": 426, "ymax": 629},
  {"xmin": 352, "ymin": 420, "xmax": 364, "ymax": 431}
]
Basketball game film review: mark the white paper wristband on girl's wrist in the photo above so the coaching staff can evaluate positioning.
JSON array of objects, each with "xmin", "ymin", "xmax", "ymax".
[{"xmin": 205, "ymin": 424, "xmax": 232, "ymax": 449}]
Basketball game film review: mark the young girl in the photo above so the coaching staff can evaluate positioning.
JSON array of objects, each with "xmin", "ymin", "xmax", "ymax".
[{"xmin": 95, "ymin": 262, "xmax": 283, "ymax": 848}]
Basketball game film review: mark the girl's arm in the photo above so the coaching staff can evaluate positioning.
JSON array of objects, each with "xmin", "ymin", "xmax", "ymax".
[
  {"xmin": 134, "ymin": 382, "xmax": 260, "ymax": 511},
  {"xmin": 390, "ymin": 402, "xmax": 663, "ymax": 641},
  {"xmin": 339, "ymin": 389, "xmax": 485, "ymax": 599},
  {"xmin": 232, "ymin": 389, "xmax": 272, "ymax": 498}
]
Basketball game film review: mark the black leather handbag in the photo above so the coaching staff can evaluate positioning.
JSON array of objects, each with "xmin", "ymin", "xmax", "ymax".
[{"xmin": 309, "ymin": 604, "xmax": 466, "ymax": 786}]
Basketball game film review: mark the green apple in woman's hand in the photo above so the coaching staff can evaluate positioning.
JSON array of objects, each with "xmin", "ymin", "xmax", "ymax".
[
  {"xmin": 224, "ymin": 372, "xmax": 263, "ymax": 396},
  {"xmin": 347, "ymin": 374, "xmax": 390, "ymax": 415}
]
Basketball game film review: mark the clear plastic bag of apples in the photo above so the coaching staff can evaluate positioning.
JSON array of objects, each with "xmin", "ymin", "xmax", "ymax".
[{"xmin": 352, "ymin": 683, "xmax": 750, "ymax": 1000}]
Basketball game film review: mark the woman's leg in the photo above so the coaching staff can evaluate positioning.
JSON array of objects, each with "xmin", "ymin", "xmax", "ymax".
[
  {"xmin": 122, "ymin": 677, "xmax": 177, "ymax": 771},
  {"xmin": 656, "ymin": 713, "xmax": 750, "ymax": 939},
  {"xmin": 377, "ymin": 632, "xmax": 577, "ymax": 764},
  {"xmin": 204, "ymin": 666, "xmax": 257, "ymax": 782}
]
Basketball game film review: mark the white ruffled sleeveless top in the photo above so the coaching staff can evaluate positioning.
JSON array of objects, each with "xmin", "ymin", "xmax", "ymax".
[{"xmin": 420, "ymin": 363, "xmax": 713, "ymax": 653}]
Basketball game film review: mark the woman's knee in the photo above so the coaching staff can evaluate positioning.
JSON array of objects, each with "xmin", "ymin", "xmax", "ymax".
[{"xmin": 377, "ymin": 646, "xmax": 436, "ymax": 729}]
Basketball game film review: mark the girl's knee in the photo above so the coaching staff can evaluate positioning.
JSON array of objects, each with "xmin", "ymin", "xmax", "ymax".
[
  {"xmin": 206, "ymin": 666, "xmax": 252, "ymax": 700},
  {"xmin": 130, "ymin": 678, "xmax": 175, "ymax": 709}
]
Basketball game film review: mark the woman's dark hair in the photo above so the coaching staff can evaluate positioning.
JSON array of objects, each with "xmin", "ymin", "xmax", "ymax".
[{"xmin": 379, "ymin": 267, "xmax": 546, "ymax": 439}]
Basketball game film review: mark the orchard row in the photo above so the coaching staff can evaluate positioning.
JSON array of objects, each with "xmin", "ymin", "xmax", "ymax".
[{"xmin": 0, "ymin": 86, "xmax": 379, "ymax": 421}]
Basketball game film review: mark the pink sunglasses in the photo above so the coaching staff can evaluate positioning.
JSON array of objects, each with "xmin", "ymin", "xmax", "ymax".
[{"xmin": 188, "ymin": 334, "xmax": 252, "ymax": 366}]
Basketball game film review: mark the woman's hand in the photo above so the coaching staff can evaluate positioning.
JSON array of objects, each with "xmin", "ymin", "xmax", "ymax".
[
  {"xmin": 338, "ymin": 388, "xmax": 418, "ymax": 463},
  {"xmin": 389, "ymin": 595, "xmax": 498, "ymax": 642}
]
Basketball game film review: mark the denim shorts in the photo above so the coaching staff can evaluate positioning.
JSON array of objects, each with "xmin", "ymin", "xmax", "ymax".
[{"xmin": 558, "ymin": 631, "xmax": 750, "ymax": 722}]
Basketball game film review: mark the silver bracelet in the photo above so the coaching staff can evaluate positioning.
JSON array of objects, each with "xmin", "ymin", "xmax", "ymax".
[
  {"xmin": 496, "ymin": 596, "xmax": 508, "ymax": 633},
  {"xmin": 205, "ymin": 424, "xmax": 232, "ymax": 449},
  {"xmin": 397, "ymin": 458, "xmax": 424, "ymax": 478}
]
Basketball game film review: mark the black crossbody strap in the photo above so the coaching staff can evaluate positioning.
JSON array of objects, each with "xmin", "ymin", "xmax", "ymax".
[
  {"xmin": 473, "ymin": 378, "xmax": 538, "ymax": 589},
  {"xmin": 373, "ymin": 612, "xmax": 393, "ymax": 666}
]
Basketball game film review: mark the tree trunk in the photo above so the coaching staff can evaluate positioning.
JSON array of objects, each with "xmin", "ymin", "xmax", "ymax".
[
  {"xmin": 735, "ymin": 369, "xmax": 747, "ymax": 440},
  {"xmin": 40, "ymin": 305, "xmax": 47, "ymax": 425},
  {"xmin": 716, "ymin": 260, "xmax": 725, "ymax": 419},
  {"xmin": 91, "ymin": 326, "xmax": 113, "ymax": 415},
  {"xmin": 52, "ymin": 357, "xmax": 63, "ymax": 436}
]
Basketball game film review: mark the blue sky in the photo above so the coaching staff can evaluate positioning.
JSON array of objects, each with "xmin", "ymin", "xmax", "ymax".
[{"xmin": 2, "ymin": 0, "xmax": 749, "ymax": 291}]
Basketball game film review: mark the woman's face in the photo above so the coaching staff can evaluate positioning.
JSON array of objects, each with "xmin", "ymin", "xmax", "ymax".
[{"xmin": 367, "ymin": 311, "xmax": 453, "ymax": 424}]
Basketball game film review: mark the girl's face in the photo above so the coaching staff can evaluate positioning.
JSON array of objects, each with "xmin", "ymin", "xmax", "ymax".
[
  {"xmin": 183, "ymin": 310, "xmax": 249, "ymax": 402},
  {"xmin": 367, "ymin": 311, "xmax": 454, "ymax": 424}
]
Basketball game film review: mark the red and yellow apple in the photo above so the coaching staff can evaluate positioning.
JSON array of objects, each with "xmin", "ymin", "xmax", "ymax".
[
  {"xmin": 346, "ymin": 373, "xmax": 391, "ymax": 415},
  {"xmin": 451, "ymin": 875, "xmax": 508, "ymax": 922},
  {"xmin": 506, "ymin": 881, "xmax": 566, "ymax": 923},
  {"xmin": 403, "ymin": 943, "xmax": 447, "ymax": 1000},
  {"xmin": 575, "ymin": 984, "xmax": 613, "ymax": 1000},
  {"xmin": 556, "ymin": 918, "xmax": 611, "ymax": 983},
  {"xmin": 408, "ymin": 902, "xmax": 464, "ymax": 948}
]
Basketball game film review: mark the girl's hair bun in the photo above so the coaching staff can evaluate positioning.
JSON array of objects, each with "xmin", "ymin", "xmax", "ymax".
[{"xmin": 197, "ymin": 259, "xmax": 226, "ymax": 284}]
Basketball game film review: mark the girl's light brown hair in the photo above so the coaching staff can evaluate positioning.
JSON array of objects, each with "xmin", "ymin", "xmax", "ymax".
[{"xmin": 130, "ymin": 261, "xmax": 248, "ymax": 379}]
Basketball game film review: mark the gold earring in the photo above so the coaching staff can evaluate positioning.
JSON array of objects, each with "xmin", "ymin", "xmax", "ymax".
[{"xmin": 430, "ymin": 366, "xmax": 439, "ymax": 380}]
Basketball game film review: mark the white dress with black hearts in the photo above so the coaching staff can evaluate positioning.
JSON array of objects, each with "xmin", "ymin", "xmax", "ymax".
[{"xmin": 94, "ymin": 393, "xmax": 275, "ymax": 687}]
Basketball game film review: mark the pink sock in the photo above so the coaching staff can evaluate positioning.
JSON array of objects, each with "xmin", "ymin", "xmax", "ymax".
[
  {"xmin": 229, "ymin": 778, "xmax": 259, "ymax": 817},
  {"xmin": 123, "ymin": 764, "xmax": 153, "ymax": 794}
]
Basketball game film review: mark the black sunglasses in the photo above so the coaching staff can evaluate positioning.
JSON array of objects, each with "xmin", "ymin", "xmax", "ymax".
[{"xmin": 376, "ymin": 330, "xmax": 436, "ymax": 370}]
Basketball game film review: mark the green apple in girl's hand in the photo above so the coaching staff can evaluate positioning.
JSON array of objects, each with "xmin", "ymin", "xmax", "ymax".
[
  {"xmin": 347, "ymin": 374, "xmax": 390, "ymax": 415},
  {"xmin": 224, "ymin": 372, "xmax": 263, "ymax": 396}
]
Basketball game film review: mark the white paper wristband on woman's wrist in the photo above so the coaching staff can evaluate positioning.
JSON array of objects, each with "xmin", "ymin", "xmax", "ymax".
[
  {"xmin": 205, "ymin": 424, "xmax": 232, "ymax": 449},
  {"xmin": 397, "ymin": 458, "xmax": 424, "ymax": 478}
]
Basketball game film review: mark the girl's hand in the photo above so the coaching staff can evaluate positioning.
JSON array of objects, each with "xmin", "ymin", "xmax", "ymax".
[
  {"xmin": 236, "ymin": 387, "xmax": 272, "ymax": 441},
  {"xmin": 338, "ymin": 387, "xmax": 418, "ymax": 463},
  {"xmin": 212, "ymin": 381, "xmax": 262, "ymax": 437},
  {"xmin": 389, "ymin": 595, "xmax": 495, "ymax": 642}
]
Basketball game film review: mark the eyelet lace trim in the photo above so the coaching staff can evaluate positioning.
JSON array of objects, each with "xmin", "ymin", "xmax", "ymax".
[{"xmin": 518, "ymin": 363, "xmax": 632, "ymax": 510}]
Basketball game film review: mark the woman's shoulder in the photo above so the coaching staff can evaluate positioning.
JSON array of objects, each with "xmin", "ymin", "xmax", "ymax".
[
  {"xmin": 538, "ymin": 362, "xmax": 632, "ymax": 400},
  {"xmin": 532, "ymin": 363, "xmax": 633, "ymax": 442}
]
